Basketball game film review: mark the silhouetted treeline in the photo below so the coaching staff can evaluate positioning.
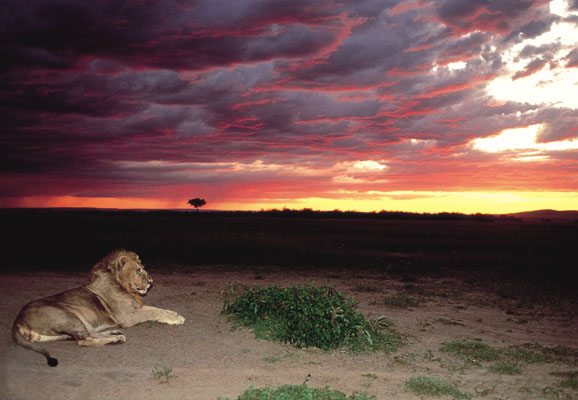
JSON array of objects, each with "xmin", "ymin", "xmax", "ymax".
[
  {"xmin": 0, "ymin": 207, "xmax": 515, "ymax": 221},
  {"xmin": 43, "ymin": 207, "xmax": 511, "ymax": 221},
  {"xmin": 242, "ymin": 208, "xmax": 511, "ymax": 222}
]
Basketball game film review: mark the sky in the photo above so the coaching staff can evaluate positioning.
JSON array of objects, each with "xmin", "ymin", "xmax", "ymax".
[{"xmin": 1, "ymin": 0, "xmax": 578, "ymax": 214}]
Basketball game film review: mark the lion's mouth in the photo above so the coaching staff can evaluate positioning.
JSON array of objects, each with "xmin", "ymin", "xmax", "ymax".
[{"xmin": 137, "ymin": 284, "xmax": 151, "ymax": 295}]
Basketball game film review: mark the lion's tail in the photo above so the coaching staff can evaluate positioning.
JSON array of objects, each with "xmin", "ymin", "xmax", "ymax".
[{"xmin": 11, "ymin": 323, "xmax": 59, "ymax": 367}]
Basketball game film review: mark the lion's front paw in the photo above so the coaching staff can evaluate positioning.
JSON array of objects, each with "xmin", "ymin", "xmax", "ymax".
[
  {"xmin": 166, "ymin": 313, "xmax": 185, "ymax": 325},
  {"xmin": 161, "ymin": 310, "xmax": 185, "ymax": 325},
  {"xmin": 111, "ymin": 334, "xmax": 127, "ymax": 344}
]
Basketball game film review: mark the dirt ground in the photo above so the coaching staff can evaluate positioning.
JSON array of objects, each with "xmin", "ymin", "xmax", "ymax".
[{"xmin": 1, "ymin": 268, "xmax": 577, "ymax": 400}]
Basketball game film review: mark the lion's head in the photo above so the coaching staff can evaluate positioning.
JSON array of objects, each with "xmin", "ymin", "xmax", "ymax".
[{"xmin": 89, "ymin": 250, "xmax": 153, "ymax": 299}]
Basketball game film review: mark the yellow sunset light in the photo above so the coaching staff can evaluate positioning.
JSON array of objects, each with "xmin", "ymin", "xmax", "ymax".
[{"xmin": 215, "ymin": 191, "xmax": 578, "ymax": 215}]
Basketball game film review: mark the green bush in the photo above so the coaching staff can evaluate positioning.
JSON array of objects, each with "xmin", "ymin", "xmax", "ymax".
[
  {"xmin": 227, "ymin": 384, "xmax": 375, "ymax": 400},
  {"xmin": 222, "ymin": 283, "xmax": 403, "ymax": 352}
]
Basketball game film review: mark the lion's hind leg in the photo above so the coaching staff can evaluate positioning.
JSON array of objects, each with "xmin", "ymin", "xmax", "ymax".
[
  {"xmin": 33, "ymin": 333, "xmax": 72, "ymax": 342},
  {"xmin": 73, "ymin": 330, "xmax": 126, "ymax": 347}
]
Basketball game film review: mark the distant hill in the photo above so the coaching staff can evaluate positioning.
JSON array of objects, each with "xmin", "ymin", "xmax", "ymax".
[{"xmin": 506, "ymin": 209, "xmax": 578, "ymax": 221}]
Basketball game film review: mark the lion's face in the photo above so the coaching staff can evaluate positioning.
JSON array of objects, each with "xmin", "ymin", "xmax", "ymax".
[{"xmin": 117, "ymin": 255, "xmax": 153, "ymax": 296}]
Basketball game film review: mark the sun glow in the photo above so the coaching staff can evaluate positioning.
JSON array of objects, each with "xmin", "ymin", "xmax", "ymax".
[
  {"xmin": 472, "ymin": 125, "xmax": 542, "ymax": 152},
  {"xmin": 216, "ymin": 191, "xmax": 578, "ymax": 214},
  {"xmin": 486, "ymin": 0, "xmax": 578, "ymax": 109},
  {"xmin": 472, "ymin": 124, "xmax": 578, "ymax": 154}
]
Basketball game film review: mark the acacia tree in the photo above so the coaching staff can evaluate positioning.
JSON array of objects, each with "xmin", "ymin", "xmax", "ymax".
[{"xmin": 187, "ymin": 198, "xmax": 206, "ymax": 212}]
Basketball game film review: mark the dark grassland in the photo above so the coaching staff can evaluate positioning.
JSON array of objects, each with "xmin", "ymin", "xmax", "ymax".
[{"xmin": 1, "ymin": 208, "xmax": 576, "ymax": 294}]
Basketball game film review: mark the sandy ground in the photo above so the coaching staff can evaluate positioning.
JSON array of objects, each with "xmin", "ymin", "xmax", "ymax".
[{"xmin": 1, "ymin": 268, "xmax": 577, "ymax": 400}]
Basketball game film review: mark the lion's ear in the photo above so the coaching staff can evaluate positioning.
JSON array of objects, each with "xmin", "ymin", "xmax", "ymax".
[{"xmin": 118, "ymin": 256, "xmax": 130, "ymax": 270}]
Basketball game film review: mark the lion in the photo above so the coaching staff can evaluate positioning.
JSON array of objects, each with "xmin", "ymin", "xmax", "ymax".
[{"xmin": 11, "ymin": 249, "xmax": 185, "ymax": 367}]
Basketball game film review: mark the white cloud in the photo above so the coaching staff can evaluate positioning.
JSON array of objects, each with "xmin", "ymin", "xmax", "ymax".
[
  {"xmin": 350, "ymin": 160, "xmax": 388, "ymax": 171},
  {"xmin": 334, "ymin": 160, "xmax": 388, "ymax": 172},
  {"xmin": 331, "ymin": 160, "xmax": 389, "ymax": 184},
  {"xmin": 471, "ymin": 124, "xmax": 578, "ymax": 155},
  {"xmin": 486, "ymin": 0, "xmax": 578, "ymax": 109},
  {"xmin": 447, "ymin": 61, "xmax": 467, "ymax": 71}
]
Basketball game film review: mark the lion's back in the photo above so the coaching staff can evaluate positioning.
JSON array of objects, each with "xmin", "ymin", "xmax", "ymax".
[{"xmin": 15, "ymin": 286, "xmax": 118, "ymax": 333}]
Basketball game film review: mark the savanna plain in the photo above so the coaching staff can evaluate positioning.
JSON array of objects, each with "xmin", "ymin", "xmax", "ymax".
[{"xmin": 0, "ymin": 209, "xmax": 577, "ymax": 399}]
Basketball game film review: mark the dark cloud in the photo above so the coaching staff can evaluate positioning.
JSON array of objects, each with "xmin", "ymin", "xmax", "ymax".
[
  {"xmin": 514, "ymin": 16, "xmax": 558, "ymax": 39},
  {"xmin": 512, "ymin": 57, "xmax": 548, "ymax": 80},
  {"xmin": 0, "ymin": 73, "xmax": 138, "ymax": 118},
  {"xmin": 2, "ymin": 0, "xmax": 348, "ymax": 72},
  {"xmin": 437, "ymin": 31, "xmax": 488, "ymax": 64},
  {"xmin": 437, "ymin": 0, "xmax": 540, "ymax": 35},
  {"xmin": 566, "ymin": 48, "xmax": 578, "ymax": 68},
  {"xmin": 518, "ymin": 43, "xmax": 561, "ymax": 60},
  {"xmin": 536, "ymin": 109, "xmax": 578, "ymax": 142}
]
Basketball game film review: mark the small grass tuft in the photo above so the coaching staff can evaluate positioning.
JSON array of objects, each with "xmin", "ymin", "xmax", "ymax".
[
  {"xmin": 520, "ymin": 343, "xmax": 577, "ymax": 364},
  {"xmin": 489, "ymin": 361, "xmax": 523, "ymax": 375},
  {"xmin": 500, "ymin": 345, "xmax": 553, "ymax": 364},
  {"xmin": 436, "ymin": 318, "xmax": 465, "ymax": 326},
  {"xmin": 263, "ymin": 351, "xmax": 295, "ymax": 364},
  {"xmin": 350, "ymin": 282, "xmax": 381, "ymax": 293},
  {"xmin": 225, "ymin": 384, "xmax": 376, "ymax": 400},
  {"xmin": 550, "ymin": 370, "xmax": 578, "ymax": 390},
  {"xmin": 561, "ymin": 375, "xmax": 578, "ymax": 390},
  {"xmin": 441, "ymin": 339, "xmax": 559, "ymax": 375},
  {"xmin": 542, "ymin": 386, "xmax": 564, "ymax": 398},
  {"xmin": 441, "ymin": 339, "xmax": 500, "ymax": 363},
  {"xmin": 381, "ymin": 293, "xmax": 420, "ymax": 308},
  {"xmin": 152, "ymin": 365, "xmax": 176, "ymax": 384},
  {"xmin": 222, "ymin": 283, "xmax": 404, "ymax": 352},
  {"xmin": 405, "ymin": 375, "xmax": 471, "ymax": 400}
]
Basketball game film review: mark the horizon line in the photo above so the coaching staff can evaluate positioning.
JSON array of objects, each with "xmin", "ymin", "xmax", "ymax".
[{"xmin": 2, "ymin": 206, "xmax": 577, "ymax": 217}]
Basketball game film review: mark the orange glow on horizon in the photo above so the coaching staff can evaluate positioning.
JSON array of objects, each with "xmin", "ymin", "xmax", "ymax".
[
  {"xmin": 2, "ymin": 191, "xmax": 577, "ymax": 215},
  {"xmin": 0, "ymin": 196, "xmax": 185, "ymax": 210}
]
